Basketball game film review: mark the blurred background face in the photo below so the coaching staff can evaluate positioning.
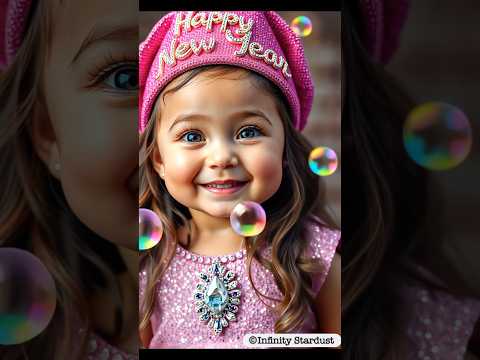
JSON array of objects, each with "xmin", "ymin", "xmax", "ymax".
[
  {"xmin": 154, "ymin": 70, "xmax": 285, "ymax": 218},
  {"xmin": 40, "ymin": 0, "xmax": 138, "ymax": 249}
]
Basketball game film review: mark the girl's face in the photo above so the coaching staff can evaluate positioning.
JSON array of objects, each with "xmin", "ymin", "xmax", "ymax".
[
  {"xmin": 34, "ymin": 0, "xmax": 138, "ymax": 249},
  {"xmin": 154, "ymin": 69, "xmax": 285, "ymax": 218}
]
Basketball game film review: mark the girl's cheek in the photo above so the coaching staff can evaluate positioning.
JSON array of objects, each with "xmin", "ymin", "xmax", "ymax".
[
  {"xmin": 164, "ymin": 150, "xmax": 200, "ymax": 182},
  {"xmin": 59, "ymin": 108, "xmax": 135, "ymax": 181},
  {"xmin": 246, "ymin": 147, "xmax": 283, "ymax": 182}
]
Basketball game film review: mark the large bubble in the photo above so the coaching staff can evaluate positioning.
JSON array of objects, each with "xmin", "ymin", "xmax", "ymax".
[
  {"xmin": 403, "ymin": 102, "xmax": 472, "ymax": 171},
  {"xmin": 230, "ymin": 201, "xmax": 266, "ymax": 237},
  {"xmin": 139, "ymin": 208, "xmax": 163, "ymax": 251},
  {"xmin": 0, "ymin": 248, "xmax": 57, "ymax": 345}
]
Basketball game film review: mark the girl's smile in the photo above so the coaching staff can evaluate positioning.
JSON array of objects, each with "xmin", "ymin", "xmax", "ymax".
[{"xmin": 198, "ymin": 179, "xmax": 250, "ymax": 196}]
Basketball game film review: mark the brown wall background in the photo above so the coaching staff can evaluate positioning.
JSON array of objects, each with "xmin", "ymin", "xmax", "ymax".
[{"xmin": 140, "ymin": 11, "xmax": 342, "ymax": 224}]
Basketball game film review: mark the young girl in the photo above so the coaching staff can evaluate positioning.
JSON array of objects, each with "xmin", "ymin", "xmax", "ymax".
[
  {"xmin": 139, "ymin": 11, "xmax": 341, "ymax": 348},
  {"xmin": 0, "ymin": 1, "xmax": 138, "ymax": 359}
]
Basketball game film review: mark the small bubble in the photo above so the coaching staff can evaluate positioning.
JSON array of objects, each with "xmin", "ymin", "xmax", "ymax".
[
  {"xmin": 0, "ymin": 248, "xmax": 57, "ymax": 345},
  {"xmin": 290, "ymin": 16, "xmax": 313, "ymax": 37},
  {"xmin": 308, "ymin": 147, "xmax": 338, "ymax": 176}
]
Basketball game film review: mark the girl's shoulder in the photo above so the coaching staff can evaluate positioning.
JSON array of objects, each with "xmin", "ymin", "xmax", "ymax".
[
  {"xmin": 303, "ymin": 215, "xmax": 341, "ymax": 258},
  {"xmin": 303, "ymin": 215, "xmax": 341, "ymax": 294}
]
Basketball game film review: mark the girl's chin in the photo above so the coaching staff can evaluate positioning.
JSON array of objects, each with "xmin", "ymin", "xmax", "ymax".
[{"xmin": 205, "ymin": 208, "xmax": 233, "ymax": 219}]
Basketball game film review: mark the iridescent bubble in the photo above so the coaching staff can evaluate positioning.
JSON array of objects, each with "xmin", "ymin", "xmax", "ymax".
[
  {"xmin": 230, "ymin": 201, "xmax": 266, "ymax": 237},
  {"xmin": 308, "ymin": 147, "xmax": 338, "ymax": 176},
  {"xmin": 290, "ymin": 16, "xmax": 313, "ymax": 37},
  {"xmin": 403, "ymin": 102, "xmax": 472, "ymax": 171},
  {"xmin": 0, "ymin": 248, "xmax": 56, "ymax": 345},
  {"xmin": 139, "ymin": 208, "xmax": 163, "ymax": 251}
]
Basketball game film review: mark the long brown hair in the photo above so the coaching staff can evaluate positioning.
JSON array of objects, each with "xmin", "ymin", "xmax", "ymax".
[
  {"xmin": 139, "ymin": 65, "xmax": 339, "ymax": 334},
  {"xmin": 0, "ymin": 2, "xmax": 127, "ymax": 359}
]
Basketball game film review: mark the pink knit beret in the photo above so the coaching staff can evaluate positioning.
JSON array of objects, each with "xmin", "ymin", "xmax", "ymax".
[
  {"xmin": 0, "ymin": 0, "xmax": 31, "ymax": 70},
  {"xmin": 139, "ymin": 11, "xmax": 314, "ymax": 133},
  {"xmin": 359, "ymin": 0, "xmax": 411, "ymax": 64}
]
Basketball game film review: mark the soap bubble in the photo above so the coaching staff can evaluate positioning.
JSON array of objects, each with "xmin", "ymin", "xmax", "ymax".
[
  {"xmin": 230, "ymin": 201, "xmax": 266, "ymax": 237},
  {"xmin": 403, "ymin": 102, "xmax": 472, "ymax": 171},
  {"xmin": 139, "ymin": 208, "xmax": 163, "ymax": 250},
  {"xmin": 308, "ymin": 147, "xmax": 338, "ymax": 176},
  {"xmin": 291, "ymin": 16, "xmax": 313, "ymax": 37},
  {"xmin": 0, "ymin": 248, "xmax": 56, "ymax": 345}
]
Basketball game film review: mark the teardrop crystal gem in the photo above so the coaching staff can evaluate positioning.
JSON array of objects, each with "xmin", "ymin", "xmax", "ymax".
[{"xmin": 205, "ymin": 276, "xmax": 229, "ymax": 314}]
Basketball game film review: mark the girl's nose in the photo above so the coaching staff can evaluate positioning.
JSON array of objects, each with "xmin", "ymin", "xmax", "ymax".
[{"xmin": 206, "ymin": 142, "xmax": 239, "ymax": 169}]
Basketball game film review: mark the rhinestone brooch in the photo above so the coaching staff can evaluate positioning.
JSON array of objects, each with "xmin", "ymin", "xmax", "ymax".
[{"xmin": 193, "ymin": 259, "xmax": 241, "ymax": 335}]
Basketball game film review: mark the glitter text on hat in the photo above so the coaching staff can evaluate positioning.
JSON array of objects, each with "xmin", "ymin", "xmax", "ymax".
[{"xmin": 155, "ymin": 11, "xmax": 292, "ymax": 80}]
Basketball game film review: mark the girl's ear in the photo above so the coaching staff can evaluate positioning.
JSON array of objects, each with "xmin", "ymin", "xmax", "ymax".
[
  {"xmin": 152, "ymin": 147, "xmax": 166, "ymax": 179},
  {"xmin": 31, "ymin": 100, "xmax": 62, "ymax": 180}
]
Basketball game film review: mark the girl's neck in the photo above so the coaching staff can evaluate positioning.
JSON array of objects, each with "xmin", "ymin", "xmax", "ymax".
[
  {"xmin": 181, "ymin": 210, "xmax": 245, "ymax": 257},
  {"xmin": 188, "ymin": 208, "xmax": 232, "ymax": 234}
]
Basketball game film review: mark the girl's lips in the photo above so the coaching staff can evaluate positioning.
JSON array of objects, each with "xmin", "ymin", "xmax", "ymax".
[{"xmin": 200, "ymin": 180, "xmax": 248, "ymax": 195}]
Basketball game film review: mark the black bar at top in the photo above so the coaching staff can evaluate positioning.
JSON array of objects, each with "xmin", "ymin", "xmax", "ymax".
[{"xmin": 139, "ymin": 1, "xmax": 342, "ymax": 12}]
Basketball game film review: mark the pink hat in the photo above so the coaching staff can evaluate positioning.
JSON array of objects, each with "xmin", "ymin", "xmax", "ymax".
[
  {"xmin": 139, "ymin": 11, "xmax": 314, "ymax": 133},
  {"xmin": 0, "ymin": 0, "xmax": 32, "ymax": 70},
  {"xmin": 359, "ymin": 0, "xmax": 411, "ymax": 64}
]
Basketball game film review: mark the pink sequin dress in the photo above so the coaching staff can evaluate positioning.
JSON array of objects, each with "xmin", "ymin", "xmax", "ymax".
[
  {"xmin": 402, "ymin": 262, "xmax": 480, "ymax": 359},
  {"xmin": 72, "ymin": 327, "xmax": 138, "ymax": 359},
  {"xmin": 85, "ymin": 333, "xmax": 138, "ymax": 360},
  {"xmin": 139, "ymin": 220, "xmax": 341, "ymax": 349}
]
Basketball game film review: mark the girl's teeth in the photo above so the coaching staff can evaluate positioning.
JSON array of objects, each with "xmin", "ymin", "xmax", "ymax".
[{"xmin": 207, "ymin": 183, "xmax": 234, "ymax": 189}]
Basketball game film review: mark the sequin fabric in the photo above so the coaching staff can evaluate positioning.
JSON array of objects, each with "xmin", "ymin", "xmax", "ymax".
[
  {"xmin": 139, "ymin": 11, "xmax": 314, "ymax": 133},
  {"xmin": 139, "ymin": 220, "xmax": 341, "ymax": 349},
  {"xmin": 402, "ymin": 263, "xmax": 480, "ymax": 360},
  {"xmin": 82, "ymin": 331, "xmax": 138, "ymax": 360},
  {"xmin": 73, "ymin": 326, "xmax": 138, "ymax": 359}
]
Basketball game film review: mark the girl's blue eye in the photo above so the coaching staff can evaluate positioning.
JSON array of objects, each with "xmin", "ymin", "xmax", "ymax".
[
  {"xmin": 181, "ymin": 131, "xmax": 204, "ymax": 143},
  {"xmin": 238, "ymin": 126, "xmax": 262, "ymax": 139},
  {"xmin": 103, "ymin": 65, "xmax": 138, "ymax": 91}
]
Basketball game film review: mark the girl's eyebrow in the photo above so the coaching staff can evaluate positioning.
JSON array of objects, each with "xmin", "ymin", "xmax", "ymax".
[
  {"xmin": 231, "ymin": 110, "xmax": 273, "ymax": 127},
  {"xmin": 168, "ymin": 114, "xmax": 209, "ymax": 133},
  {"xmin": 71, "ymin": 23, "xmax": 138, "ymax": 65},
  {"xmin": 168, "ymin": 110, "xmax": 273, "ymax": 133}
]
